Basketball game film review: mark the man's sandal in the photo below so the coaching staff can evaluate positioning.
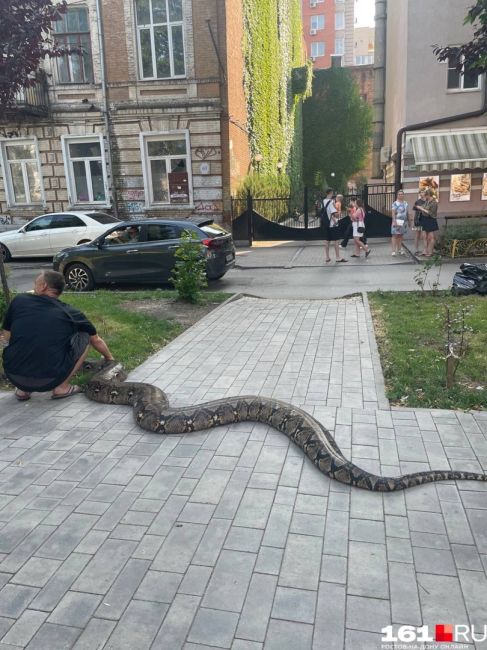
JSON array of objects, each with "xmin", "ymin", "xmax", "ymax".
[
  {"xmin": 15, "ymin": 390, "xmax": 31, "ymax": 401},
  {"xmin": 51, "ymin": 385, "xmax": 83, "ymax": 400}
]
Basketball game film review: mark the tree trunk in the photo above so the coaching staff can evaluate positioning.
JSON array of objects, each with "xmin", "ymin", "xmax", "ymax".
[{"xmin": 0, "ymin": 255, "xmax": 10, "ymax": 307}]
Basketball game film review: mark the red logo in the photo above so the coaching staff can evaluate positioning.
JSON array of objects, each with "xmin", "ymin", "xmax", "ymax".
[{"xmin": 436, "ymin": 625, "xmax": 454, "ymax": 642}]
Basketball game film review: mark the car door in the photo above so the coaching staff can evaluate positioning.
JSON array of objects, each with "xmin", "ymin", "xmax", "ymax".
[
  {"xmin": 15, "ymin": 215, "xmax": 54, "ymax": 256},
  {"xmin": 141, "ymin": 223, "xmax": 186, "ymax": 282},
  {"xmin": 93, "ymin": 224, "xmax": 149, "ymax": 282},
  {"xmin": 48, "ymin": 214, "xmax": 88, "ymax": 254}
]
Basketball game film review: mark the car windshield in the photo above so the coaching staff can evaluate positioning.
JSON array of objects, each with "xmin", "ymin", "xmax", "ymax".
[
  {"xmin": 200, "ymin": 223, "xmax": 229, "ymax": 238},
  {"xmin": 86, "ymin": 212, "xmax": 120, "ymax": 224}
]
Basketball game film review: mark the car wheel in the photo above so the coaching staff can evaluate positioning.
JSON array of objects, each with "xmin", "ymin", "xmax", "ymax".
[
  {"xmin": 0, "ymin": 244, "xmax": 11, "ymax": 262},
  {"xmin": 64, "ymin": 263, "xmax": 95, "ymax": 292}
]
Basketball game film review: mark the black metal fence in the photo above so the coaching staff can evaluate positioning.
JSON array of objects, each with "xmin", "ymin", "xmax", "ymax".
[{"xmin": 231, "ymin": 184, "xmax": 396, "ymax": 244}]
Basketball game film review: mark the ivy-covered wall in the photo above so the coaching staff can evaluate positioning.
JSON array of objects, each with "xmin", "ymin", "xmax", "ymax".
[{"xmin": 242, "ymin": 0, "xmax": 310, "ymax": 192}]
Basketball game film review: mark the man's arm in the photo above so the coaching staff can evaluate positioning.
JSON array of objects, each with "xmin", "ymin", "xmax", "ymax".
[
  {"xmin": 89, "ymin": 334, "xmax": 114, "ymax": 361},
  {"xmin": 0, "ymin": 329, "xmax": 10, "ymax": 346}
]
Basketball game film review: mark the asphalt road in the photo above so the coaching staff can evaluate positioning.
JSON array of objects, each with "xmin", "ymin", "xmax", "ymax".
[{"xmin": 4, "ymin": 253, "xmax": 462, "ymax": 299}]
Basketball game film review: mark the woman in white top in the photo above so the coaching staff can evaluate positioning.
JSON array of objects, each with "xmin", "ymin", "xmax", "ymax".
[{"xmin": 391, "ymin": 190, "xmax": 410, "ymax": 256}]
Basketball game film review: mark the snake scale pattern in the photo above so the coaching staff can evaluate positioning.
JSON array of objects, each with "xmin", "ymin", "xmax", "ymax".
[{"xmin": 84, "ymin": 361, "xmax": 487, "ymax": 492}]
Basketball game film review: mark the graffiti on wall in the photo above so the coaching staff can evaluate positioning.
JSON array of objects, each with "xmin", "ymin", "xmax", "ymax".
[
  {"xmin": 121, "ymin": 190, "xmax": 145, "ymax": 201},
  {"xmin": 194, "ymin": 147, "xmax": 221, "ymax": 160},
  {"xmin": 194, "ymin": 200, "xmax": 222, "ymax": 213}
]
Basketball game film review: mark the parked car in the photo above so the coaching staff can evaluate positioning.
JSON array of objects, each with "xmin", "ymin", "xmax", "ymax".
[
  {"xmin": 0, "ymin": 212, "xmax": 121, "ymax": 261},
  {"xmin": 52, "ymin": 218, "xmax": 236, "ymax": 291}
]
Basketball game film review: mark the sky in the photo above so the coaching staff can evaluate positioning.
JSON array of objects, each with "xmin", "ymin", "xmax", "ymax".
[{"xmin": 355, "ymin": 0, "xmax": 375, "ymax": 27}]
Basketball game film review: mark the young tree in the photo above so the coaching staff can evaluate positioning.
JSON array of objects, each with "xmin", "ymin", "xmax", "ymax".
[
  {"xmin": 0, "ymin": 0, "xmax": 69, "ymax": 115},
  {"xmin": 434, "ymin": 0, "xmax": 487, "ymax": 75},
  {"xmin": 302, "ymin": 68, "xmax": 372, "ymax": 191}
]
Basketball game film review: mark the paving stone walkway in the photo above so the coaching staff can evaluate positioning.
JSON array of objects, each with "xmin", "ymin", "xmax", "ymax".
[{"xmin": 0, "ymin": 295, "xmax": 486, "ymax": 650}]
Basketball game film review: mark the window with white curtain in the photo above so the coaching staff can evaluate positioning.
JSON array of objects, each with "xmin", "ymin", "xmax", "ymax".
[
  {"xmin": 0, "ymin": 139, "xmax": 43, "ymax": 206},
  {"xmin": 135, "ymin": 0, "xmax": 185, "ymax": 79},
  {"xmin": 62, "ymin": 136, "xmax": 108, "ymax": 204}
]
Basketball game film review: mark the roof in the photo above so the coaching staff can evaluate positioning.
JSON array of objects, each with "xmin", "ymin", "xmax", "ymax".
[{"xmin": 408, "ymin": 128, "xmax": 487, "ymax": 172}]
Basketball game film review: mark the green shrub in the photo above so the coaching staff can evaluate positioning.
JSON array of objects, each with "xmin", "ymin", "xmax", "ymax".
[
  {"xmin": 439, "ymin": 221, "xmax": 486, "ymax": 245},
  {"xmin": 0, "ymin": 291, "xmax": 7, "ymax": 322},
  {"xmin": 236, "ymin": 172, "xmax": 291, "ymax": 199},
  {"xmin": 170, "ymin": 230, "xmax": 208, "ymax": 303}
]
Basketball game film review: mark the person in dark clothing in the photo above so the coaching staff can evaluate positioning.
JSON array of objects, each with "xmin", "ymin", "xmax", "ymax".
[
  {"xmin": 1, "ymin": 270, "xmax": 114, "ymax": 401},
  {"xmin": 412, "ymin": 190, "xmax": 426, "ymax": 255}
]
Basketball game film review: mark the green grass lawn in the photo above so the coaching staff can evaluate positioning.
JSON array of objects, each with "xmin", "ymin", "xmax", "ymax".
[
  {"xmin": 368, "ymin": 291, "xmax": 487, "ymax": 410},
  {"xmin": 1, "ymin": 289, "xmax": 230, "ymax": 388}
]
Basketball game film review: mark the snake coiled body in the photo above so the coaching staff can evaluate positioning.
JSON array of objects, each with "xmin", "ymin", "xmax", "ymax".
[{"xmin": 84, "ymin": 361, "xmax": 487, "ymax": 492}]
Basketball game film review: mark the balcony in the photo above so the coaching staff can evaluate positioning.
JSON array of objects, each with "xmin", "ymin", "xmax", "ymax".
[{"xmin": 7, "ymin": 72, "xmax": 49, "ymax": 118}]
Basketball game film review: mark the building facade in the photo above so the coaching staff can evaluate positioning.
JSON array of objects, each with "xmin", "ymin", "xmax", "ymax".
[
  {"xmin": 353, "ymin": 26, "xmax": 374, "ymax": 66},
  {"xmin": 376, "ymin": 0, "xmax": 487, "ymax": 216},
  {"xmin": 0, "ymin": 0, "xmax": 250, "ymax": 224},
  {"xmin": 302, "ymin": 0, "xmax": 354, "ymax": 69}
]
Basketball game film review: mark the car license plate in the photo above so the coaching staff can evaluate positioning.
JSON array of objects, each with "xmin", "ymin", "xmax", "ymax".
[{"xmin": 226, "ymin": 253, "xmax": 234, "ymax": 262}]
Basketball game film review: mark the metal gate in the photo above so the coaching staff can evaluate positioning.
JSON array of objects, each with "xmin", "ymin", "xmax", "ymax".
[{"xmin": 231, "ymin": 184, "xmax": 395, "ymax": 244}]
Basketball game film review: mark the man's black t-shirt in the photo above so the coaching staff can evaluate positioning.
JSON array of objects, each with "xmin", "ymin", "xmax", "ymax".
[{"xmin": 2, "ymin": 294, "xmax": 96, "ymax": 391}]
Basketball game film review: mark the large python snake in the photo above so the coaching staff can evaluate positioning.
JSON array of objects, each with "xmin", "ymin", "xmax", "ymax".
[{"xmin": 84, "ymin": 360, "xmax": 487, "ymax": 492}]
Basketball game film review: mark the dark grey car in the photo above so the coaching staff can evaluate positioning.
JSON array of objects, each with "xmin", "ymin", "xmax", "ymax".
[{"xmin": 52, "ymin": 217, "xmax": 236, "ymax": 291}]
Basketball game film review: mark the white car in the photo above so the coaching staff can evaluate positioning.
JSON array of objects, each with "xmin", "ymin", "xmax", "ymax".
[{"xmin": 0, "ymin": 211, "xmax": 121, "ymax": 261}]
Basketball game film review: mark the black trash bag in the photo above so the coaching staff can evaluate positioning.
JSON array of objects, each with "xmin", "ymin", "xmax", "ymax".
[
  {"xmin": 452, "ymin": 272, "xmax": 477, "ymax": 296},
  {"xmin": 475, "ymin": 279, "xmax": 487, "ymax": 295},
  {"xmin": 460, "ymin": 263, "xmax": 487, "ymax": 280}
]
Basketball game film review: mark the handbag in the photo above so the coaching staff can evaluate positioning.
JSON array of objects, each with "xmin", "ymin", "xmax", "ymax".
[
  {"xmin": 357, "ymin": 224, "xmax": 365, "ymax": 234},
  {"xmin": 396, "ymin": 218, "xmax": 405, "ymax": 227}
]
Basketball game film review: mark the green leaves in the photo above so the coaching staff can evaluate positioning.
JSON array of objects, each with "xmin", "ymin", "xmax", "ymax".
[
  {"xmin": 303, "ymin": 68, "xmax": 373, "ymax": 190},
  {"xmin": 170, "ymin": 230, "xmax": 208, "ymax": 303}
]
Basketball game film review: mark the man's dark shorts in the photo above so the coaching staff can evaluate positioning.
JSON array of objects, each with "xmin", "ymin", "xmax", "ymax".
[{"xmin": 7, "ymin": 331, "xmax": 90, "ymax": 392}]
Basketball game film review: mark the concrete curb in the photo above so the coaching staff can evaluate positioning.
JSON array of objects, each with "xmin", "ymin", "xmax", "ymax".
[{"xmin": 362, "ymin": 290, "xmax": 390, "ymax": 411}]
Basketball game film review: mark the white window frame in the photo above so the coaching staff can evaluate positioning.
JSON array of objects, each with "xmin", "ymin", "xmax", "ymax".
[
  {"xmin": 447, "ymin": 51, "xmax": 481, "ymax": 92},
  {"xmin": 0, "ymin": 137, "xmax": 45, "ymax": 207},
  {"xmin": 140, "ymin": 130, "xmax": 193, "ymax": 208},
  {"xmin": 335, "ymin": 12, "xmax": 345, "ymax": 29},
  {"xmin": 311, "ymin": 15, "xmax": 325, "ymax": 31},
  {"xmin": 135, "ymin": 0, "xmax": 186, "ymax": 80},
  {"xmin": 335, "ymin": 37, "xmax": 345, "ymax": 55},
  {"xmin": 61, "ymin": 134, "xmax": 109, "ymax": 206},
  {"xmin": 311, "ymin": 42, "xmax": 325, "ymax": 59}
]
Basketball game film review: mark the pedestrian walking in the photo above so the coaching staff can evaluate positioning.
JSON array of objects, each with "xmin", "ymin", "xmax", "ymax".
[
  {"xmin": 391, "ymin": 190, "xmax": 410, "ymax": 256},
  {"xmin": 321, "ymin": 188, "xmax": 347, "ymax": 263},
  {"xmin": 350, "ymin": 198, "xmax": 371, "ymax": 259},
  {"xmin": 341, "ymin": 197, "xmax": 367, "ymax": 250}
]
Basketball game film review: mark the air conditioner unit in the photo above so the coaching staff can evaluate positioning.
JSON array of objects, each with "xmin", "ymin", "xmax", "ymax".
[
  {"xmin": 311, "ymin": 56, "xmax": 316, "ymax": 62},
  {"xmin": 380, "ymin": 146, "xmax": 392, "ymax": 164},
  {"xmin": 310, "ymin": 0, "xmax": 317, "ymax": 7},
  {"xmin": 310, "ymin": 28, "xmax": 317, "ymax": 35}
]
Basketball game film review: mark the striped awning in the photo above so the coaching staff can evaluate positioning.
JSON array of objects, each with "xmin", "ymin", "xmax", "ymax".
[{"xmin": 409, "ymin": 129, "xmax": 487, "ymax": 172}]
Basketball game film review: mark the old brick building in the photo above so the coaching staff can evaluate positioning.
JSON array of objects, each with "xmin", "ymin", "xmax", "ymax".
[{"xmin": 0, "ymin": 0, "xmax": 250, "ymax": 224}]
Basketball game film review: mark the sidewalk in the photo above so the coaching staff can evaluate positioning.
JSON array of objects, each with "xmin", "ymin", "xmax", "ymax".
[
  {"xmin": 235, "ymin": 239, "xmax": 415, "ymax": 269},
  {"xmin": 0, "ymin": 294, "xmax": 486, "ymax": 649}
]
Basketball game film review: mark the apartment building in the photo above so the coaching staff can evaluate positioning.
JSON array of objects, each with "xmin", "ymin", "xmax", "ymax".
[
  {"xmin": 375, "ymin": 0, "xmax": 487, "ymax": 216},
  {"xmin": 353, "ymin": 26, "xmax": 374, "ymax": 66},
  {"xmin": 0, "ymin": 0, "xmax": 250, "ymax": 223},
  {"xmin": 302, "ymin": 0, "xmax": 354, "ymax": 69}
]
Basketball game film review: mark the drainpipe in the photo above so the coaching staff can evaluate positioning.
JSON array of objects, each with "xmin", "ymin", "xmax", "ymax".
[
  {"xmin": 372, "ymin": 0, "xmax": 387, "ymax": 178},
  {"xmin": 395, "ymin": 84, "xmax": 487, "ymax": 193},
  {"xmin": 95, "ymin": 0, "xmax": 119, "ymax": 218}
]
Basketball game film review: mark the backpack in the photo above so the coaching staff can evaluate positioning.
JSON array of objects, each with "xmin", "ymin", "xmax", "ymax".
[{"xmin": 320, "ymin": 199, "xmax": 333, "ymax": 227}]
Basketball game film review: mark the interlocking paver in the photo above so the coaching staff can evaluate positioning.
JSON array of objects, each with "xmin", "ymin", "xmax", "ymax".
[{"xmin": 0, "ymin": 294, "xmax": 486, "ymax": 649}]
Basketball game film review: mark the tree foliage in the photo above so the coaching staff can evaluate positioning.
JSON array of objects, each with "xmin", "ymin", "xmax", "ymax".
[
  {"xmin": 434, "ymin": 0, "xmax": 487, "ymax": 75},
  {"xmin": 0, "ymin": 0, "xmax": 69, "ymax": 114},
  {"xmin": 302, "ymin": 68, "xmax": 372, "ymax": 191}
]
